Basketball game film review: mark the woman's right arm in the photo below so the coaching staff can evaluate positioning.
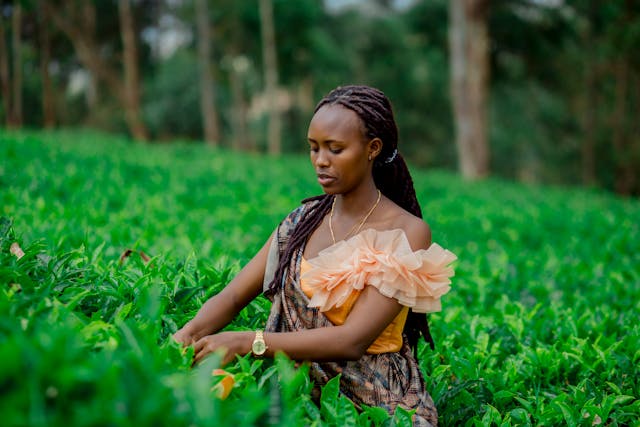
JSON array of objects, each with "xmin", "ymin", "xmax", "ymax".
[{"xmin": 173, "ymin": 231, "xmax": 275, "ymax": 345}]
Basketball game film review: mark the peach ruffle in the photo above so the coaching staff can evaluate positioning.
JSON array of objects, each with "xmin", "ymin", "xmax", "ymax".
[{"xmin": 301, "ymin": 228, "xmax": 456, "ymax": 313}]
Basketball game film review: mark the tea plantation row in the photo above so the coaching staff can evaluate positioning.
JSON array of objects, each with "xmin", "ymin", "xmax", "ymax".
[{"xmin": 1, "ymin": 130, "xmax": 638, "ymax": 426}]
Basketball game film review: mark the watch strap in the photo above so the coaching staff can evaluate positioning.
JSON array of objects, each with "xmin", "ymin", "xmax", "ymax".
[{"xmin": 251, "ymin": 330, "xmax": 267, "ymax": 357}]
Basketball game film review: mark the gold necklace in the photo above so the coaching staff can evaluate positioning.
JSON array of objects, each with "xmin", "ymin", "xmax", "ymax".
[{"xmin": 329, "ymin": 189, "xmax": 381, "ymax": 244}]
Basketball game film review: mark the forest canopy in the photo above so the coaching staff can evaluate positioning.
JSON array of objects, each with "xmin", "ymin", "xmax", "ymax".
[{"xmin": 1, "ymin": 0, "xmax": 639, "ymax": 195}]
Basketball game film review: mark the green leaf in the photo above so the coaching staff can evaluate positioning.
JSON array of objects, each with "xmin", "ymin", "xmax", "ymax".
[
  {"xmin": 508, "ymin": 408, "xmax": 530, "ymax": 425},
  {"xmin": 553, "ymin": 401, "xmax": 577, "ymax": 427},
  {"xmin": 320, "ymin": 375, "xmax": 341, "ymax": 423},
  {"xmin": 612, "ymin": 395, "xmax": 635, "ymax": 406},
  {"xmin": 481, "ymin": 404, "xmax": 502, "ymax": 426},
  {"xmin": 359, "ymin": 404, "xmax": 390, "ymax": 426},
  {"xmin": 390, "ymin": 405, "xmax": 415, "ymax": 427}
]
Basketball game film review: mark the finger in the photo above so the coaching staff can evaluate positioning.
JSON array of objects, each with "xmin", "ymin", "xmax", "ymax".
[
  {"xmin": 196, "ymin": 345, "xmax": 229, "ymax": 366},
  {"xmin": 221, "ymin": 351, "xmax": 234, "ymax": 366},
  {"xmin": 193, "ymin": 337, "xmax": 205, "ymax": 354},
  {"xmin": 194, "ymin": 340, "xmax": 214, "ymax": 364},
  {"xmin": 193, "ymin": 349, "xmax": 203, "ymax": 364},
  {"xmin": 193, "ymin": 344, "xmax": 207, "ymax": 364},
  {"xmin": 172, "ymin": 333, "xmax": 187, "ymax": 346}
]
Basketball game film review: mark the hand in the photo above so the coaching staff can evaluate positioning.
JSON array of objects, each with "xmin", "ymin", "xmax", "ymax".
[
  {"xmin": 173, "ymin": 327, "xmax": 196, "ymax": 347},
  {"xmin": 193, "ymin": 331, "xmax": 252, "ymax": 365}
]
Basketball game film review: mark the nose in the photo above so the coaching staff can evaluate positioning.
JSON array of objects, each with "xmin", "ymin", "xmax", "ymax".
[{"xmin": 314, "ymin": 148, "xmax": 330, "ymax": 168}]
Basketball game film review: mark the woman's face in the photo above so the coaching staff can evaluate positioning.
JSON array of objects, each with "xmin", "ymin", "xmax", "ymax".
[{"xmin": 307, "ymin": 104, "xmax": 379, "ymax": 195}]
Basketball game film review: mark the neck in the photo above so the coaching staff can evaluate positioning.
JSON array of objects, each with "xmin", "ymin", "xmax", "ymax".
[
  {"xmin": 333, "ymin": 180, "xmax": 380, "ymax": 216},
  {"xmin": 329, "ymin": 184, "xmax": 382, "ymax": 244}
]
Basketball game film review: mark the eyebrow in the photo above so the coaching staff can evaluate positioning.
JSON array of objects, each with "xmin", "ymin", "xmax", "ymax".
[{"xmin": 307, "ymin": 138, "xmax": 345, "ymax": 144}]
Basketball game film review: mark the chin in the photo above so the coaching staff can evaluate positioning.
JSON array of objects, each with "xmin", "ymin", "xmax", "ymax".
[{"xmin": 319, "ymin": 184, "xmax": 339, "ymax": 195}]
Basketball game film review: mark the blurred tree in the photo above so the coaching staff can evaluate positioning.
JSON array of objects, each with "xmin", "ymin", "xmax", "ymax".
[
  {"xmin": 80, "ymin": 0, "xmax": 99, "ymax": 113},
  {"xmin": 118, "ymin": 0, "xmax": 147, "ymax": 140},
  {"xmin": 394, "ymin": 0, "xmax": 454, "ymax": 168},
  {"xmin": 9, "ymin": 1, "xmax": 21, "ymax": 127},
  {"xmin": 214, "ymin": 0, "xmax": 258, "ymax": 151},
  {"xmin": 195, "ymin": 0, "xmax": 220, "ymax": 145},
  {"xmin": 0, "ymin": 7, "xmax": 10, "ymax": 126},
  {"xmin": 143, "ymin": 51, "xmax": 201, "ymax": 139},
  {"xmin": 227, "ymin": 55, "xmax": 252, "ymax": 151},
  {"xmin": 259, "ymin": 0, "xmax": 281, "ymax": 154},
  {"xmin": 2, "ymin": 0, "xmax": 636, "ymax": 195},
  {"xmin": 37, "ymin": 0, "xmax": 55, "ymax": 127},
  {"xmin": 46, "ymin": 0, "xmax": 148, "ymax": 140},
  {"xmin": 577, "ymin": 0, "xmax": 598, "ymax": 186},
  {"xmin": 488, "ymin": 0, "xmax": 575, "ymax": 184},
  {"xmin": 449, "ymin": 0, "xmax": 490, "ymax": 179},
  {"xmin": 489, "ymin": 0, "xmax": 639, "ymax": 194},
  {"xmin": 606, "ymin": 0, "xmax": 639, "ymax": 195},
  {"xmin": 0, "ymin": 0, "xmax": 67, "ymax": 128}
]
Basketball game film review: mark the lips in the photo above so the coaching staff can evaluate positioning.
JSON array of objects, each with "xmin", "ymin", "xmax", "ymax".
[{"xmin": 317, "ymin": 173, "xmax": 336, "ymax": 186}]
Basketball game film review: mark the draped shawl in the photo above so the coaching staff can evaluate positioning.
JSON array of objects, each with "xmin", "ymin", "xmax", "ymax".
[{"xmin": 263, "ymin": 201, "xmax": 448, "ymax": 427}]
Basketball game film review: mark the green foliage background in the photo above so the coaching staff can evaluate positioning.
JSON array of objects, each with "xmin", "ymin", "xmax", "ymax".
[
  {"xmin": 4, "ymin": 0, "xmax": 639, "ymax": 193},
  {"xmin": 1, "ymin": 131, "xmax": 639, "ymax": 426}
]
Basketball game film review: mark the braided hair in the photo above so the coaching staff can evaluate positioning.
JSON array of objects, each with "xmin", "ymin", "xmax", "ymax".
[{"xmin": 265, "ymin": 85, "xmax": 435, "ymax": 353}]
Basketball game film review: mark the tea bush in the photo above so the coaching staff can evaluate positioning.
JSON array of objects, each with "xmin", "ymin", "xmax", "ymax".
[{"xmin": 1, "ymin": 130, "xmax": 639, "ymax": 426}]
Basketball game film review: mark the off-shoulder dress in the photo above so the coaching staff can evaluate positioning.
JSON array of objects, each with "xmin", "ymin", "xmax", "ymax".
[{"xmin": 263, "ymin": 201, "xmax": 456, "ymax": 426}]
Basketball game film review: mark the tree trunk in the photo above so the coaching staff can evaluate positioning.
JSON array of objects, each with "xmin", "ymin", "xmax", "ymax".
[
  {"xmin": 611, "ymin": 58, "xmax": 634, "ymax": 195},
  {"xmin": 39, "ymin": 1, "xmax": 56, "ymax": 128},
  {"xmin": 449, "ymin": 0, "xmax": 490, "ymax": 179},
  {"xmin": 195, "ymin": 0, "xmax": 220, "ymax": 145},
  {"xmin": 580, "ymin": 66, "xmax": 597, "ymax": 186},
  {"xmin": 229, "ymin": 56, "xmax": 251, "ymax": 151},
  {"xmin": 46, "ymin": 1, "xmax": 148, "ymax": 140},
  {"xmin": 610, "ymin": 0, "xmax": 637, "ymax": 195},
  {"xmin": 11, "ymin": 2, "xmax": 22, "ymax": 127},
  {"xmin": 118, "ymin": 0, "xmax": 148, "ymax": 141},
  {"xmin": 579, "ymin": 0, "xmax": 598, "ymax": 186},
  {"xmin": 0, "ymin": 13, "xmax": 11, "ymax": 127},
  {"xmin": 297, "ymin": 76, "xmax": 314, "ymax": 113},
  {"xmin": 82, "ymin": 1, "xmax": 99, "ymax": 111},
  {"xmin": 259, "ymin": 0, "xmax": 281, "ymax": 154},
  {"xmin": 46, "ymin": 3, "xmax": 115, "ymax": 89}
]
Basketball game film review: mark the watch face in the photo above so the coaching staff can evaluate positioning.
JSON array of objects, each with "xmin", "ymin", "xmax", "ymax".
[{"xmin": 252, "ymin": 340, "xmax": 266, "ymax": 355}]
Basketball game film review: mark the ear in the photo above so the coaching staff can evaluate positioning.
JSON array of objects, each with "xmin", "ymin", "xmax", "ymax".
[{"xmin": 367, "ymin": 138, "xmax": 383, "ymax": 161}]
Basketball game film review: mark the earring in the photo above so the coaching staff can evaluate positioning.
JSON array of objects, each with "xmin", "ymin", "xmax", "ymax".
[{"xmin": 368, "ymin": 155, "xmax": 372, "ymax": 161}]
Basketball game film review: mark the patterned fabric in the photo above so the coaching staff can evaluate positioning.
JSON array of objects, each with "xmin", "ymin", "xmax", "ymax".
[{"xmin": 263, "ymin": 201, "xmax": 438, "ymax": 426}]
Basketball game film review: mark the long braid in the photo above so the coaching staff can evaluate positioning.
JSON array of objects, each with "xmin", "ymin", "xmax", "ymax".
[
  {"xmin": 264, "ymin": 194, "xmax": 332, "ymax": 297},
  {"xmin": 266, "ymin": 85, "xmax": 435, "ymax": 353}
]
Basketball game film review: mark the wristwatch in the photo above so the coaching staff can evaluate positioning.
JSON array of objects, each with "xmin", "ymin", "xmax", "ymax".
[{"xmin": 251, "ymin": 330, "xmax": 267, "ymax": 357}]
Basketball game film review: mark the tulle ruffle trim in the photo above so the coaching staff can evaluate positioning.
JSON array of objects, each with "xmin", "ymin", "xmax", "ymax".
[{"xmin": 301, "ymin": 228, "xmax": 457, "ymax": 313}]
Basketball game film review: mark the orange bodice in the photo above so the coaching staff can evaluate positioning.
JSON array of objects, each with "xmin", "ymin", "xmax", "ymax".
[
  {"xmin": 298, "ymin": 228, "xmax": 456, "ymax": 355},
  {"xmin": 300, "ymin": 257, "xmax": 409, "ymax": 354}
]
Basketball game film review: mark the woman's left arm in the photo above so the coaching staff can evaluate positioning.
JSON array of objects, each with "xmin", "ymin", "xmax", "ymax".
[{"xmin": 193, "ymin": 286, "xmax": 403, "ymax": 364}]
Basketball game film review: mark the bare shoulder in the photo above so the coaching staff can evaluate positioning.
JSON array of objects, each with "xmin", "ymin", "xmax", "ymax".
[
  {"xmin": 401, "ymin": 214, "xmax": 431, "ymax": 251},
  {"xmin": 379, "ymin": 199, "xmax": 432, "ymax": 251}
]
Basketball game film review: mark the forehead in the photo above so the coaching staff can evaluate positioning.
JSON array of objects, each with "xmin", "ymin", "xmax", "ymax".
[{"xmin": 307, "ymin": 105, "xmax": 363, "ymax": 141}]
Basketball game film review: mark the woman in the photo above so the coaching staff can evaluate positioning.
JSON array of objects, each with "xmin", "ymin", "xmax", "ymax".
[{"xmin": 174, "ymin": 85, "xmax": 456, "ymax": 426}]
